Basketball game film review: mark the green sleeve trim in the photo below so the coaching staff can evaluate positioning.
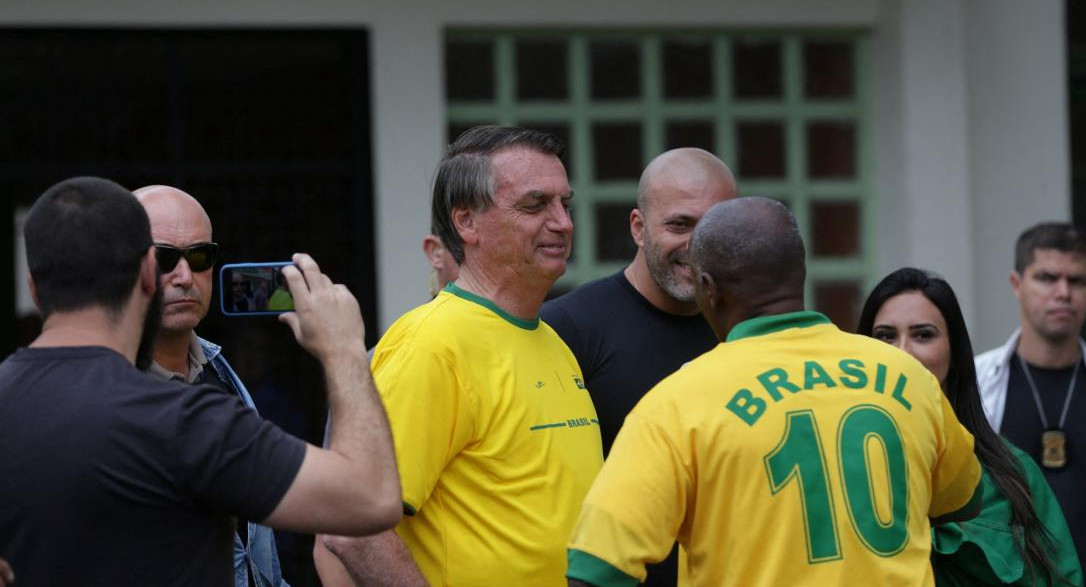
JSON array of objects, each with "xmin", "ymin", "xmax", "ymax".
[
  {"xmin": 444, "ymin": 283, "xmax": 539, "ymax": 330},
  {"xmin": 726, "ymin": 311, "xmax": 831, "ymax": 342},
  {"xmin": 403, "ymin": 501, "xmax": 417, "ymax": 516},
  {"xmin": 567, "ymin": 550, "xmax": 639, "ymax": 587},
  {"xmin": 931, "ymin": 478, "xmax": 983, "ymax": 526}
]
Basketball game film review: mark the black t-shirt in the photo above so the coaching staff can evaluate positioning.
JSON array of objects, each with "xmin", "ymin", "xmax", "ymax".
[
  {"xmin": 0, "ymin": 346, "xmax": 306, "ymax": 586},
  {"xmin": 542, "ymin": 271, "xmax": 717, "ymax": 587},
  {"xmin": 1000, "ymin": 356, "xmax": 1086, "ymax": 571},
  {"xmin": 542, "ymin": 271, "xmax": 718, "ymax": 454}
]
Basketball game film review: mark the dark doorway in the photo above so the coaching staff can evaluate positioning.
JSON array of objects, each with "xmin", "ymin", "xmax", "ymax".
[{"xmin": 0, "ymin": 28, "xmax": 375, "ymax": 585}]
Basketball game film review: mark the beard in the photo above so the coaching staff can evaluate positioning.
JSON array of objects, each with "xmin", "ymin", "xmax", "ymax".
[
  {"xmin": 643, "ymin": 230, "xmax": 695, "ymax": 303},
  {"xmin": 135, "ymin": 281, "xmax": 164, "ymax": 371}
]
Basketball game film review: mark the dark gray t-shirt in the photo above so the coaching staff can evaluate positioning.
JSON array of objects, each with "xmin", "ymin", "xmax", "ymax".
[
  {"xmin": 542, "ymin": 271, "xmax": 718, "ymax": 454},
  {"xmin": 0, "ymin": 346, "xmax": 306, "ymax": 586}
]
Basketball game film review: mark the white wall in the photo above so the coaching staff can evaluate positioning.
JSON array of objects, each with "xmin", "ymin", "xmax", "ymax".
[
  {"xmin": 368, "ymin": 14, "xmax": 445, "ymax": 333},
  {"xmin": 13, "ymin": 208, "xmax": 32, "ymax": 317},
  {"xmin": 965, "ymin": 0, "xmax": 1069, "ymax": 350},
  {"xmin": 901, "ymin": 0, "xmax": 974, "ymax": 307},
  {"xmin": 868, "ymin": 0, "xmax": 1069, "ymax": 351},
  {"xmin": 869, "ymin": 0, "xmax": 908, "ymax": 278}
]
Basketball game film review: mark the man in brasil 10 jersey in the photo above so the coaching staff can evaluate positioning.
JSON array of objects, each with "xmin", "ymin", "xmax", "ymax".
[{"xmin": 566, "ymin": 197, "xmax": 983, "ymax": 587}]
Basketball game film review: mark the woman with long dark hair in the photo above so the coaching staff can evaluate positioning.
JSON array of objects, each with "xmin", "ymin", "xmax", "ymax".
[{"xmin": 859, "ymin": 267, "xmax": 1082, "ymax": 586}]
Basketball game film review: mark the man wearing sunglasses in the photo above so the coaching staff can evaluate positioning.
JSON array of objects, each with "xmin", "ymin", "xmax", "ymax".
[{"xmin": 134, "ymin": 185, "xmax": 289, "ymax": 587}]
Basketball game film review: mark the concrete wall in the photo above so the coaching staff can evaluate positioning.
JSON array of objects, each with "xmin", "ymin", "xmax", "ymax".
[
  {"xmin": 868, "ymin": 0, "xmax": 1068, "ymax": 350},
  {"xmin": 0, "ymin": 0, "xmax": 1070, "ymax": 345},
  {"xmin": 870, "ymin": 0, "xmax": 975, "ymax": 323},
  {"xmin": 966, "ymin": 0, "xmax": 1069, "ymax": 350}
]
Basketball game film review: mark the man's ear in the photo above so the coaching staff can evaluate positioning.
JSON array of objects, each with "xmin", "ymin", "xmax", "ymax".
[
  {"xmin": 698, "ymin": 269, "xmax": 719, "ymax": 310},
  {"xmin": 139, "ymin": 246, "xmax": 158, "ymax": 296},
  {"xmin": 630, "ymin": 208, "xmax": 646, "ymax": 248},
  {"xmin": 422, "ymin": 235, "xmax": 446, "ymax": 271},
  {"xmin": 452, "ymin": 208, "xmax": 479, "ymax": 247},
  {"xmin": 1010, "ymin": 270, "xmax": 1022, "ymax": 302}
]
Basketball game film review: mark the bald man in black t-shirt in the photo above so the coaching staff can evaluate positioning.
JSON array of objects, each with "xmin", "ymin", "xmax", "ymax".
[{"xmin": 541, "ymin": 148, "xmax": 736, "ymax": 587}]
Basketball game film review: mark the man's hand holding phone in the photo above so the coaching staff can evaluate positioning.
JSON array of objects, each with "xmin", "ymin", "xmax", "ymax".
[
  {"xmin": 277, "ymin": 253, "xmax": 367, "ymax": 363},
  {"xmin": 257, "ymin": 254, "xmax": 401, "ymax": 538}
]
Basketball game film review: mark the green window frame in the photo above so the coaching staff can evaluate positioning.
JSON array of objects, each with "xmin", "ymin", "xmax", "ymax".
[{"xmin": 446, "ymin": 29, "xmax": 871, "ymax": 328}]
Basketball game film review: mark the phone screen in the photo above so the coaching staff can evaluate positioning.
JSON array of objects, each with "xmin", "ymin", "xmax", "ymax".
[{"xmin": 219, "ymin": 262, "xmax": 295, "ymax": 315}]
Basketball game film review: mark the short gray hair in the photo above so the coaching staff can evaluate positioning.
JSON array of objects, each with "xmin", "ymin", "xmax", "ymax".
[{"xmin": 431, "ymin": 125, "xmax": 565, "ymax": 264}]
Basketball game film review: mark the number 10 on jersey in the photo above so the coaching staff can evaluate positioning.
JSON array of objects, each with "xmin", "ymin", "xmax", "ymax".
[{"xmin": 764, "ymin": 406, "xmax": 909, "ymax": 563}]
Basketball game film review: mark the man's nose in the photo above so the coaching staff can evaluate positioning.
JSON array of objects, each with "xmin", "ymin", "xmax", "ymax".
[
  {"xmin": 167, "ymin": 259, "xmax": 194, "ymax": 287},
  {"xmin": 1056, "ymin": 277, "xmax": 1072, "ymax": 299},
  {"xmin": 678, "ymin": 236, "xmax": 693, "ymax": 253},
  {"xmin": 548, "ymin": 200, "xmax": 573, "ymax": 233}
]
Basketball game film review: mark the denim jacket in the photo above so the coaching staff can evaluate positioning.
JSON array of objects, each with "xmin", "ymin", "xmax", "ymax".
[{"xmin": 199, "ymin": 337, "xmax": 291, "ymax": 587}]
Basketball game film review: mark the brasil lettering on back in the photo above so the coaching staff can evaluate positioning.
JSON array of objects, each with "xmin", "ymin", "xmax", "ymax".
[{"xmin": 727, "ymin": 359, "xmax": 913, "ymax": 426}]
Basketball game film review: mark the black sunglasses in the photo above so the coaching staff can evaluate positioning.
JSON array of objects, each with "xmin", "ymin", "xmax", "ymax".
[{"xmin": 154, "ymin": 243, "xmax": 219, "ymax": 273}]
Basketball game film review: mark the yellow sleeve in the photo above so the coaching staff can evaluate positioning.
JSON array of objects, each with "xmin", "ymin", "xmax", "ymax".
[
  {"xmin": 567, "ymin": 411, "xmax": 689, "ymax": 586},
  {"xmin": 928, "ymin": 392, "xmax": 982, "ymax": 519},
  {"xmin": 373, "ymin": 341, "xmax": 476, "ymax": 515}
]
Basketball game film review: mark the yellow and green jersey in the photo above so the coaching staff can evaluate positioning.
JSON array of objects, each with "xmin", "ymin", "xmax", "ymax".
[
  {"xmin": 567, "ymin": 311, "xmax": 981, "ymax": 587},
  {"xmin": 374, "ymin": 284, "xmax": 603, "ymax": 586}
]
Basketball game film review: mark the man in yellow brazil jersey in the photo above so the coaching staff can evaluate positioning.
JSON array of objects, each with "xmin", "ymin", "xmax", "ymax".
[
  {"xmin": 315, "ymin": 125, "xmax": 603, "ymax": 586},
  {"xmin": 567, "ymin": 197, "xmax": 982, "ymax": 587}
]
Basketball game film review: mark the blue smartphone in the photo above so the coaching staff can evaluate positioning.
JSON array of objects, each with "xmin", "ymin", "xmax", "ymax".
[{"xmin": 219, "ymin": 262, "xmax": 295, "ymax": 316}]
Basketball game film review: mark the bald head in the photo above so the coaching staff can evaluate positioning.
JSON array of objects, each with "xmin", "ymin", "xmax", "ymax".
[
  {"xmin": 627, "ymin": 148, "xmax": 738, "ymax": 313},
  {"xmin": 692, "ymin": 197, "xmax": 806, "ymax": 316},
  {"xmin": 134, "ymin": 185, "xmax": 215, "ymax": 337},
  {"xmin": 134, "ymin": 185, "xmax": 212, "ymax": 235},
  {"xmin": 636, "ymin": 148, "xmax": 736, "ymax": 212}
]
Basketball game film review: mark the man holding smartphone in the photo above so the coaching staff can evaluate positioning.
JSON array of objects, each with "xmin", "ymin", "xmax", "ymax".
[
  {"xmin": 0, "ymin": 177, "xmax": 402, "ymax": 585},
  {"xmin": 134, "ymin": 185, "xmax": 290, "ymax": 587}
]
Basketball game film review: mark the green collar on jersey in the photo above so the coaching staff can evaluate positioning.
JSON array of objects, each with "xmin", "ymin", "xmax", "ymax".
[
  {"xmin": 726, "ymin": 310, "xmax": 831, "ymax": 343},
  {"xmin": 443, "ymin": 283, "xmax": 540, "ymax": 331}
]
